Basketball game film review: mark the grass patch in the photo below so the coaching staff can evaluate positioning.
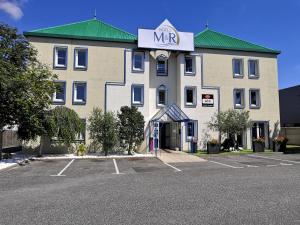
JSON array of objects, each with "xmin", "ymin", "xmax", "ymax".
[
  {"xmin": 287, "ymin": 144, "xmax": 300, "ymax": 148},
  {"xmin": 193, "ymin": 149, "xmax": 274, "ymax": 157}
]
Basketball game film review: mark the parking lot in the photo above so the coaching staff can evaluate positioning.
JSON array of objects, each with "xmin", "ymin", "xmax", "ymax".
[{"xmin": 0, "ymin": 153, "xmax": 300, "ymax": 225}]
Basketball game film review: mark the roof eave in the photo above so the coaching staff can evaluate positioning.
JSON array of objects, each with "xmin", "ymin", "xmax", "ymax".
[
  {"xmin": 195, "ymin": 45, "xmax": 281, "ymax": 55},
  {"xmin": 23, "ymin": 32, "xmax": 137, "ymax": 44}
]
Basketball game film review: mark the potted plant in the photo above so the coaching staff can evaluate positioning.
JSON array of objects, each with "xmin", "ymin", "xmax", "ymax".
[
  {"xmin": 207, "ymin": 139, "xmax": 220, "ymax": 154},
  {"xmin": 76, "ymin": 144, "xmax": 87, "ymax": 156},
  {"xmin": 253, "ymin": 137, "xmax": 265, "ymax": 152},
  {"xmin": 273, "ymin": 135, "xmax": 288, "ymax": 152}
]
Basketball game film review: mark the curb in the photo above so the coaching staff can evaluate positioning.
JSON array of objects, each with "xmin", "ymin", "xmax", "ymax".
[
  {"xmin": 0, "ymin": 163, "xmax": 18, "ymax": 173},
  {"xmin": 33, "ymin": 154, "xmax": 156, "ymax": 161}
]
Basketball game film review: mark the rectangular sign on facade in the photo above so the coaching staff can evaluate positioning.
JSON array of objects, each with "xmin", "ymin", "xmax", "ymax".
[
  {"xmin": 202, "ymin": 94, "xmax": 214, "ymax": 107},
  {"xmin": 138, "ymin": 19, "xmax": 194, "ymax": 52}
]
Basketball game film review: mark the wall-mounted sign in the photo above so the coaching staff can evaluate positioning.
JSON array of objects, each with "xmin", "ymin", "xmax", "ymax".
[
  {"xmin": 138, "ymin": 19, "xmax": 194, "ymax": 51},
  {"xmin": 202, "ymin": 94, "xmax": 214, "ymax": 107}
]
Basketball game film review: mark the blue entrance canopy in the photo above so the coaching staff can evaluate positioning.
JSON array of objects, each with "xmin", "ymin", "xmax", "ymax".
[{"xmin": 150, "ymin": 104, "xmax": 190, "ymax": 122}]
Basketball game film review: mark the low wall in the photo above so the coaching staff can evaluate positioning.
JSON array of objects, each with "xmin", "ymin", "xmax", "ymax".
[
  {"xmin": 281, "ymin": 127, "xmax": 300, "ymax": 145},
  {"xmin": 2, "ymin": 130, "xmax": 21, "ymax": 148}
]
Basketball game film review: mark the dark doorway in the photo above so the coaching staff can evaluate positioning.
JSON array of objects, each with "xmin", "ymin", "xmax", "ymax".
[
  {"xmin": 160, "ymin": 123, "xmax": 171, "ymax": 149},
  {"xmin": 252, "ymin": 122, "xmax": 266, "ymax": 139},
  {"xmin": 251, "ymin": 121, "xmax": 269, "ymax": 149}
]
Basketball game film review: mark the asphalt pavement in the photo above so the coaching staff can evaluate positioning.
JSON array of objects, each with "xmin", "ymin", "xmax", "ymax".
[{"xmin": 0, "ymin": 153, "xmax": 299, "ymax": 225}]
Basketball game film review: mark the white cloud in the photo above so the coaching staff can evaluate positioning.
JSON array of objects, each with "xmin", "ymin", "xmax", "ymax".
[{"xmin": 0, "ymin": 0, "xmax": 24, "ymax": 20}]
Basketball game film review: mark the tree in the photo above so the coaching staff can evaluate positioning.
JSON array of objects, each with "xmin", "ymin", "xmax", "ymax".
[
  {"xmin": 0, "ymin": 23, "xmax": 57, "ymax": 160},
  {"xmin": 117, "ymin": 106, "xmax": 145, "ymax": 155},
  {"xmin": 47, "ymin": 106, "xmax": 84, "ymax": 148},
  {"xmin": 208, "ymin": 109, "xmax": 252, "ymax": 149},
  {"xmin": 88, "ymin": 108, "xmax": 118, "ymax": 156}
]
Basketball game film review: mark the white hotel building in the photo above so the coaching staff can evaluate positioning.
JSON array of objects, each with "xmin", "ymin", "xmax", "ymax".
[{"xmin": 24, "ymin": 18, "xmax": 281, "ymax": 152}]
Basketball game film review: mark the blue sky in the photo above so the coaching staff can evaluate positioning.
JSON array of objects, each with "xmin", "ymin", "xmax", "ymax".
[{"xmin": 0, "ymin": 0, "xmax": 299, "ymax": 89}]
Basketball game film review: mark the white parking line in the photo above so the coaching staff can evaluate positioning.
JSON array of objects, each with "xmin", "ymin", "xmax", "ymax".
[
  {"xmin": 280, "ymin": 163, "xmax": 293, "ymax": 166},
  {"xmin": 51, "ymin": 159, "xmax": 75, "ymax": 176},
  {"xmin": 266, "ymin": 164, "xmax": 278, "ymax": 167},
  {"xmin": 249, "ymin": 155, "xmax": 300, "ymax": 164},
  {"xmin": 164, "ymin": 162, "xmax": 182, "ymax": 172},
  {"xmin": 113, "ymin": 159, "xmax": 120, "ymax": 174},
  {"xmin": 209, "ymin": 160, "xmax": 244, "ymax": 169},
  {"xmin": 247, "ymin": 165, "xmax": 259, "ymax": 168}
]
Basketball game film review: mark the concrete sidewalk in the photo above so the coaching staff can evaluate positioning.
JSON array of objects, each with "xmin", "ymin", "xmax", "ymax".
[{"xmin": 157, "ymin": 149, "xmax": 206, "ymax": 163}]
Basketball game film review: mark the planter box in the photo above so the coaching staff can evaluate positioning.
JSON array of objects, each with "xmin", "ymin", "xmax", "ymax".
[
  {"xmin": 253, "ymin": 142, "xmax": 265, "ymax": 152},
  {"xmin": 207, "ymin": 144, "xmax": 220, "ymax": 154},
  {"xmin": 273, "ymin": 141, "xmax": 287, "ymax": 152}
]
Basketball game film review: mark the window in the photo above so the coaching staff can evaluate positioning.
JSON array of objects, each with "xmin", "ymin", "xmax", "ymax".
[
  {"xmin": 52, "ymin": 81, "xmax": 66, "ymax": 104},
  {"xmin": 186, "ymin": 121, "xmax": 198, "ymax": 140},
  {"xmin": 248, "ymin": 60, "xmax": 259, "ymax": 78},
  {"xmin": 249, "ymin": 89, "xmax": 261, "ymax": 108},
  {"xmin": 157, "ymin": 85, "xmax": 167, "ymax": 106},
  {"xmin": 185, "ymin": 86, "xmax": 197, "ymax": 107},
  {"xmin": 185, "ymin": 56, "xmax": 195, "ymax": 74},
  {"xmin": 73, "ymin": 82, "xmax": 87, "ymax": 104},
  {"xmin": 54, "ymin": 46, "xmax": 67, "ymax": 68},
  {"xmin": 132, "ymin": 85, "xmax": 144, "ymax": 106},
  {"xmin": 233, "ymin": 89, "xmax": 245, "ymax": 109},
  {"xmin": 187, "ymin": 122, "xmax": 194, "ymax": 137},
  {"xmin": 74, "ymin": 48, "xmax": 88, "ymax": 69},
  {"xmin": 156, "ymin": 59, "xmax": 168, "ymax": 76},
  {"xmin": 233, "ymin": 58, "xmax": 243, "ymax": 77},
  {"xmin": 132, "ymin": 51, "xmax": 144, "ymax": 72}
]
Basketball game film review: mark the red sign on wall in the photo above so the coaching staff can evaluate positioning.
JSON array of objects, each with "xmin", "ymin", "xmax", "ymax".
[{"xmin": 202, "ymin": 94, "xmax": 214, "ymax": 107}]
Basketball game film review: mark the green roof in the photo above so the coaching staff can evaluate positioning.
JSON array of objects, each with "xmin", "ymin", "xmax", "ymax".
[
  {"xmin": 24, "ymin": 18, "xmax": 137, "ymax": 43},
  {"xmin": 194, "ymin": 28, "xmax": 280, "ymax": 54},
  {"xmin": 24, "ymin": 19, "xmax": 280, "ymax": 54}
]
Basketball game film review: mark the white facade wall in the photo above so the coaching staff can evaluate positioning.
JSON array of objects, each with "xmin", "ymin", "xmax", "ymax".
[
  {"xmin": 106, "ymin": 49, "xmax": 150, "ymax": 121},
  {"xmin": 106, "ymin": 49, "xmax": 219, "ymax": 152}
]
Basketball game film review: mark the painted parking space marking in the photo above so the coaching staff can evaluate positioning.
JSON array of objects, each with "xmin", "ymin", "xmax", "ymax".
[
  {"xmin": 249, "ymin": 155, "xmax": 300, "ymax": 164},
  {"xmin": 163, "ymin": 162, "xmax": 182, "ymax": 172},
  {"xmin": 246, "ymin": 165, "xmax": 259, "ymax": 168},
  {"xmin": 113, "ymin": 158, "xmax": 123, "ymax": 175},
  {"xmin": 280, "ymin": 163, "xmax": 293, "ymax": 166},
  {"xmin": 51, "ymin": 159, "xmax": 75, "ymax": 177},
  {"xmin": 209, "ymin": 160, "xmax": 244, "ymax": 169}
]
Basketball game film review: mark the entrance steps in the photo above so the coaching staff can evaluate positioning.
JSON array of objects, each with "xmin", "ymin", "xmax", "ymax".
[{"xmin": 157, "ymin": 149, "xmax": 206, "ymax": 163}]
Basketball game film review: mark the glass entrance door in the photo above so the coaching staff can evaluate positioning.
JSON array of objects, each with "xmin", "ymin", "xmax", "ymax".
[{"xmin": 159, "ymin": 123, "xmax": 171, "ymax": 149}]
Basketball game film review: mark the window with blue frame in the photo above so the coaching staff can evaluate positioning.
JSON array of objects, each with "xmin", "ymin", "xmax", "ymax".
[
  {"xmin": 75, "ymin": 48, "xmax": 88, "ymax": 69},
  {"xmin": 54, "ymin": 47, "xmax": 67, "ymax": 68},
  {"xmin": 187, "ymin": 122, "xmax": 194, "ymax": 137},
  {"xmin": 233, "ymin": 88, "xmax": 245, "ymax": 109},
  {"xmin": 53, "ymin": 81, "xmax": 66, "ymax": 104},
  {"xmin": 156, "ymin": 59, "xmax": 168, "ymax": 76},
  {"xmin": 248, "ymin": 59, "xmax": 259, "ymax": 78},
  {"xmin": 233, "ymin": 58, "xmax": 243, "ymax": 77},
  {"xmin": 73, "ymin": 82, "xmax": 87, "ymax": 104},
  {"xmin": 132, "ymin": 52, "xmax": 144, "ymax": 72},
  {"xmin": 132, "ymin": 85, "xmax": 144, "ymax": 106}
]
